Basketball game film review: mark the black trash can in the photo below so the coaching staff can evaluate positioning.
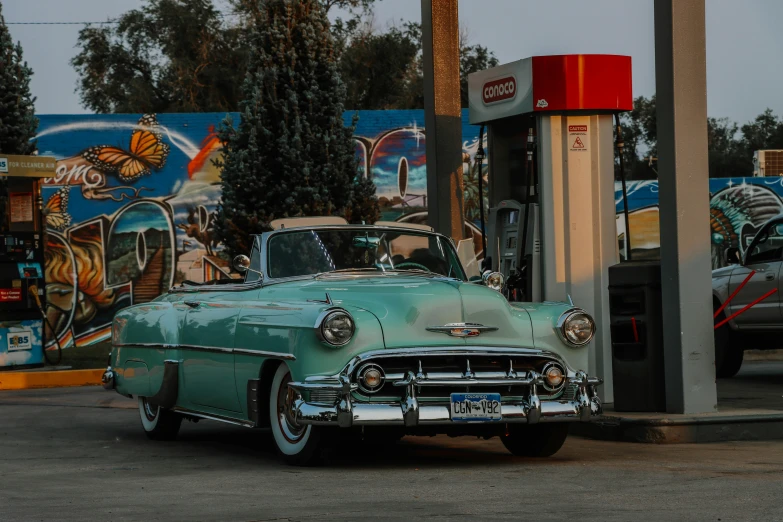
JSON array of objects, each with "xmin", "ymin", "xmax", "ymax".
[{"xmin": 608, "ymin": 260, "xmax": 666, "ymax": 412}]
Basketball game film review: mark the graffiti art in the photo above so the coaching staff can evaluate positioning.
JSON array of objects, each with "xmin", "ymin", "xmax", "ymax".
[{"xmin": 38, "ymin": 110, "xmax": 779, "ymax": 350}]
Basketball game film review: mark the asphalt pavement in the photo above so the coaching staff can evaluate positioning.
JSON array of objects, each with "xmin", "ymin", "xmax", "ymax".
[{"xmin": 2, "ymin": 380, "xmax": 783, "ymax": 521}]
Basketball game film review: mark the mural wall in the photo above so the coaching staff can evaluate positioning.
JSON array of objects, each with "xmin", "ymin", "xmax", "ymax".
[
  {"xmin": 37, "ymin": 110, "xmax": 485, "ymax": 349},
  {"xmin": 615, "ymin": 178, "xmax": 783, "ymax": 269},
  {"xmin": 37, "ymin": 110, "xmax": 782, "ymax": 350}
]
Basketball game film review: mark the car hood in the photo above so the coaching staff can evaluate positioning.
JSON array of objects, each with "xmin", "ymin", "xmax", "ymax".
[{"xmin": 264, "ymin": 274, "xmax": 536, "ymax": 349}]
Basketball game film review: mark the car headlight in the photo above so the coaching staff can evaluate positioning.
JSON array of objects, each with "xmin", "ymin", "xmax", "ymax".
[
  {"xmin": 482, "ymin": 270, "xmax": 504, "ymax": 292},
  {"xmin": 316, "ymin": 309, "xmax": 355, "ymax": 346},
  {"xmin": 556, "ymin": 309, "xmax": 595, "ymax": 347}
]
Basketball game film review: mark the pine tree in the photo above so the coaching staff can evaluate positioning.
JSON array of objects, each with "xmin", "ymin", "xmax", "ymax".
[
  {"xmin": 215, "ymin": 0, "xmax": 378, "ymax": 258},
  {"xmin": 0, "ymin": 4, "xmax": 39, "ymax": 230}
]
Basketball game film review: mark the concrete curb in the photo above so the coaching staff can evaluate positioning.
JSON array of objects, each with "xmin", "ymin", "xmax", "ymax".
[
  {"xmin": 572, "ymin": 412, "xmax": 783, "ymax": 443},
  {"xmin": 0, "ymin": 369, "xmax": 103, "ymax": 390}
]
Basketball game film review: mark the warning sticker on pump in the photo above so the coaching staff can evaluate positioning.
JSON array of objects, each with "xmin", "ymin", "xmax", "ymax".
[{"xmin": 568, "ymin": 124, "xmax": 589, "ymax": 153}]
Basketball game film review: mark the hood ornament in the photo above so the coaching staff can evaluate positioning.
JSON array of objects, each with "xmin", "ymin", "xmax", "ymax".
[{"xmin": 426, "ymin": 323, "xmax": 498, "ymax": 338}]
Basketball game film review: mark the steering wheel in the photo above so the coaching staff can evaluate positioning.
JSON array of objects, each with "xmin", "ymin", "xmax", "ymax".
[{"xmin": 394, "ymin": 261, "xmax": 431, "ymax": 272}]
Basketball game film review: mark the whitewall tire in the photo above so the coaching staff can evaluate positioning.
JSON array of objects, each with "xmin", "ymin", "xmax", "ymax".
[
  {"xmin": 138, "ymin": 397, "xmax": 182, "ymax": 441},
  {"xmin": 269, "ymin": 363, "xmax": 324, "ymax": 466}
]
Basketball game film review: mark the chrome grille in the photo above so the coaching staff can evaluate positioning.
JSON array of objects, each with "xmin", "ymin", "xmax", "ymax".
[
  {"xmin": 351, "ymin": 353, "xmax": 567, "ymax": 399},
  {"xmin": 561, "ymin": 382, "xmax": 578, "ymax": 401},
  {"xmin": 309, "ymin": 390, "xmax": 340, "ymax": 405}
]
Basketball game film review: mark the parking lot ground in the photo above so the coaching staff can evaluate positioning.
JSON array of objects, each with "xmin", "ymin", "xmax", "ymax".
[
  {"xmin": 718, "ymin": 360, "xmax": 783, "ymax": 410},
  {"xmin": 2, "ymin": 384, "xmax": 783, "ymax": 521}
]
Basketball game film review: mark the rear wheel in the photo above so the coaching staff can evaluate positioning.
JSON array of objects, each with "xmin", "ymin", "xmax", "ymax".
[
  {"xmin": 714, "ymin": 304, "xmax": 744, "ymax": 378},
  {"xmin": 138, "ymin": 397, "xmax": 182, "ymax": 441},
  {"xmin": 501, "ymin": 423, "xmax": 569, "ymax": 458},
  {"xmin": 269, "ymin": 364, "xmax": 325, "ymax": 466}
]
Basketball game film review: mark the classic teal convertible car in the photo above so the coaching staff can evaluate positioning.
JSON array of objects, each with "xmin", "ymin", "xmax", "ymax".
[{"xmin": 104, "ymin": 219, "xmax": 602, "ymax": 465}]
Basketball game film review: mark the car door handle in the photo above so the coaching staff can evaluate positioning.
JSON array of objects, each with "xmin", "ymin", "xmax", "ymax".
[
  {"xmin": 184, "ymin": 300, "xmax": 201, "ymax": 308},
  {"xmin": 765, "ymin": 274, "xmax": 775, "ymax": 281}
]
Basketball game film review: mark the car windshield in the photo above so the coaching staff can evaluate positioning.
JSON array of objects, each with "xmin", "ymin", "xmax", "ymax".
[{"xmin": 267, "ymin": 228, "xmax": 467, "ymax": 280}]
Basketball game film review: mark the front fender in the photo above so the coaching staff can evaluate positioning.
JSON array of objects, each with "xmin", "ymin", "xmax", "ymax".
[
  {"xmin": 289, "ymin": 305, "xmax": 387, "ymax": 381},
  {"xmin": 513, "ymin": 302, "xmax": 590, "ymax": 373}
]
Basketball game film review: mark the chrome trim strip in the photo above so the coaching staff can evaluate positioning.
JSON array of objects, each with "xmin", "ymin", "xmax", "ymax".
[
  {"xmin": 233, "ymin": 348, "xmax": 296, "ymax": 360},
  {"xmin": 114, "ymin": 342, "xmax": 177, "ymax": 349},
  {"xmin": 168, "ymin": 280, "xmax": 264, "ymax": 294},
  {"xmin": 113, "ymin": 342, "xmax": 295, "ymax": 360},
  {"xmin": 171, "ymin": 407, "xmax": 256, "ymax": 428},
  {"xmin": 180, "ymin": 344, "xmax": 233, "ymax": 354}
]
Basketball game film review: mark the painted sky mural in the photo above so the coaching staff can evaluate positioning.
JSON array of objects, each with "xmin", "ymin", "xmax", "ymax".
[
  {"xmin": 35, "ymin": 110, "xmax": 783, "ymax": 350},
  {"xmin": 615, "ymin": 177, "xmax": 783, "ymax": 269},
  {"xmin": 36, "ymin": 110, "xmax": 485, "ymax": 350}
]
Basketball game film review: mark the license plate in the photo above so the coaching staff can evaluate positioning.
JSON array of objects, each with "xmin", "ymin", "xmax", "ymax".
[{"xmin": 450, "ymin": 393, "xmax": 502, "ymax": 422}]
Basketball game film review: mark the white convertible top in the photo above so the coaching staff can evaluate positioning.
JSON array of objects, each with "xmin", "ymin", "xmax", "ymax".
[
  {"xmin": 269, "ymin": 217, "xmax": 434, "ymax": 232},
  {"xmin": 269, "ymin": 216, "xmax": 348, "ymax": 229}
]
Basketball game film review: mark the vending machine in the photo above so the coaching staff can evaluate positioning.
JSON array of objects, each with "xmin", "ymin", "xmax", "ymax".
[{"xmin": 0, "ymin": 155, "xmax": 56, "ymax": 370}]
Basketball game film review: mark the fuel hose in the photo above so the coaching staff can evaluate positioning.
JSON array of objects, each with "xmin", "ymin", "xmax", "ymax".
[{"xmin": 27, "ymin": 284, "xmax": 63, "ymax": 365}]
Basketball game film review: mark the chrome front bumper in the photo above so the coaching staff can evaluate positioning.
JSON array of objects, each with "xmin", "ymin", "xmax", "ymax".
[{"xmin": 289, "ymin": 370, "xmax": 602, "ymax": 428}]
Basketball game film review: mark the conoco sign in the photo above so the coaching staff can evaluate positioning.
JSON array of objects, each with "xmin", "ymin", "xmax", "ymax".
[{"xmin": 482, "ymin": 76, "xmax": 516, "ymax": 105}]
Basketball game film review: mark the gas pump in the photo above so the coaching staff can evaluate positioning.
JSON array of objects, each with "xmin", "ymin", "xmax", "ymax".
[
  {"xmin": 0, "ymin": 154, "xmax": 58, "ymax": 370},
  {"xmin": 469, "ymin": 55, "xmax": 633, "ymax": 402}
]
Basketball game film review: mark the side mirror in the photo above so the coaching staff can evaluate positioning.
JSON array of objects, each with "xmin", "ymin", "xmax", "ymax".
[
  {"xmin": 232, "ymin": 255, "xmax": 251, "ymax": 273},
  {"xmin": 725, "ymin": 247, "xmax": 741, "ymax": 265}
]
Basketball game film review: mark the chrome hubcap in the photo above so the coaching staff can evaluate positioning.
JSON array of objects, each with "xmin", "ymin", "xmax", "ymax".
[
  {"xmin": 277, "ymin": 372, "xmax": 305, "ymax": 442},
  {"xmin": 142, "ymin": 399, "xmax": 158, "ymax": 422}
]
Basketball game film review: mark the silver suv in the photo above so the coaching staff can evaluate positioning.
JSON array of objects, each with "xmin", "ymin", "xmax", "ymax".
[{"xmin": 712, "ymin": 215, "xmax": 783, "ymax": 377}]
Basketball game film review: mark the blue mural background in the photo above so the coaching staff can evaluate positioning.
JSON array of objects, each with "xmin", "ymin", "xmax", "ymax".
[
  {"xmin": 33, "ymin": 110, "xmax": 781, "ymax": 349},
  {"xmin": 34, "ymin": 110, "xmax": 483, "ymax": 349}
]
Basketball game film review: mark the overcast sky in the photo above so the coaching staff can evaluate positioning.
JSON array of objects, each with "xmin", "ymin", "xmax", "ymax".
[{"xmin": 4, "ymin": 0, "xmax": 782, "ymax": 124}]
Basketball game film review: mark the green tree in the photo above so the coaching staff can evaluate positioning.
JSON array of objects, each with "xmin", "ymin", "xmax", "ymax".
[
  {"xmin": 71, "ymin": 0, "xmax": 375, "ymax": 113},
  {"xmin": 0, "ymin": 4, "xmax": 38, "ymax": 231},
  {"xmin": 71, "ymin": 0, "xmax": 246, "ymax": 113},
  {"xmin": 617, "ymin": 95, "xmax": 777, "ymax": 179},
  {"xmin": 339, "ymin": 24, "xmax": 420, "ymax": 110},
  {"xmin": 390, "ymin": 23, "xmax": 500, "ymax": 109},
  {"xmin": 458, "ymin": 34, "xmax": 499, "ymax": 108},
  {"xmin": 214, "ymin": 0, "xmax": 377, "ymax": 258},
  {"xmin": 739, "ymin": 109, "xmax": 783, "ymax": 156},
  {"xmin": 708, "ymin": 116, "xmax": 750, "ymax": 178}
]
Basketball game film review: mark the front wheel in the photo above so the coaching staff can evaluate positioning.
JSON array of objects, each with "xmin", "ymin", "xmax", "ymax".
[
  {"xmin": 501, "ymin": 423, "xmax": 569, "ymax": 458},
  {"xmin": 269, "ymin": 364, "xmax": 326, "ymax": 466},
  {"xmin": 138, "ymin": 397, "xmax": 182, "ymax": 440},
  {"xmin": 714, "ymin": 306, "xmax": 744, "ymax": 378}
]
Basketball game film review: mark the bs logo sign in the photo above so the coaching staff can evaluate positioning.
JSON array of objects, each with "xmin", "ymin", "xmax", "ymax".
[{"xmin": 8, "ymin": 330, "xmax": 32, "ymax": 351}]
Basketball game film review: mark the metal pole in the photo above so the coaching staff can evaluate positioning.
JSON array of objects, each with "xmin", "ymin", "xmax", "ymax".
[
  {"xmin": 476, "ymin": 125, "xmax": 487, "ymax": 258},
  {"xmin": 654, "ymin": 0, "xmax": 717, "ymax": 414},
  {"xmin": 615, "ymin": 114, "xmax": 632, "ymax": 261},
  {"xmin": 421, "ymin": 0, "xmax": 465, "ymax": 240}
]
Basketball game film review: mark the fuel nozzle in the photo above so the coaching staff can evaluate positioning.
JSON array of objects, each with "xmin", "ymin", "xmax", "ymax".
[
  {"xmin": 27, "ymin": 284, "xmax": 43, "ymax": 309},
  {"xmin": 614, "ymin": 115, "xmax": 625, "ymax": 152},
  {"xmin": 526, "ymin": 126, "xmax": 536, "ymax": 160}
]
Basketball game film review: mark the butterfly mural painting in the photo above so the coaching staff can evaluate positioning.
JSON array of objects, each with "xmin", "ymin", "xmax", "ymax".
[
  {"xmin": 81, "ymin": 114, "xmax": 171, "ymax": 183},
  {"xmin": 45, "ymin": 186, "xmax": 72, "ymax": 231}
]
